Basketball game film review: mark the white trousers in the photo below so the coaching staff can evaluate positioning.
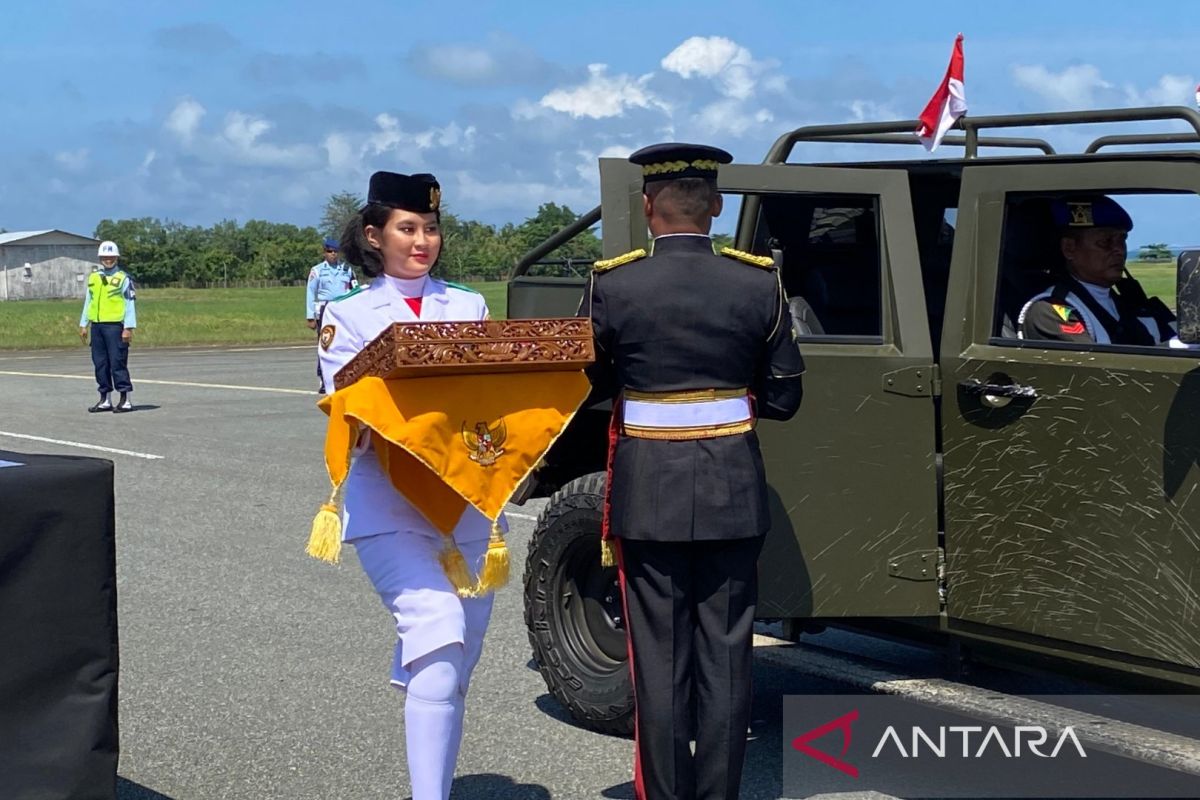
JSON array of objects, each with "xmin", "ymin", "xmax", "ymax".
[{"xmin": 353, "ymin": 531, "xmax": 494, "ymax": 800}]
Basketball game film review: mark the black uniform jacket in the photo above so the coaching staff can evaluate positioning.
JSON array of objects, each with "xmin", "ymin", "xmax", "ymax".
[{"xmin": 583, "ymin": 234, "xmax": 805, "ymax": 542}]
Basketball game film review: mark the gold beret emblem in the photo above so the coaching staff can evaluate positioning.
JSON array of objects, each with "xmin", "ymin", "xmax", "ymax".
[
  {"xmin": 1068, "ymin": 202, "xmax": 1094, "ymax": 226},
  {"xmin": 430, "ymin": 187, "xmax": 441, "ymax": 211}
]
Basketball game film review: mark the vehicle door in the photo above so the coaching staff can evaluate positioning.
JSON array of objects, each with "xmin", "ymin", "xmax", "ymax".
[
  {"xmin": 940, "ymin": 159, "xmax": 1200, "ymax": 669},
  {"xmin": 722, "ymin": 163, "xmax": 941, "ymax": 618}
]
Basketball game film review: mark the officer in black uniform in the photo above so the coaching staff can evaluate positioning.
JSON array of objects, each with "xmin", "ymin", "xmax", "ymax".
[{"xmin": 582, "ymin": 143, "xmax": 805, "ymax": 800}]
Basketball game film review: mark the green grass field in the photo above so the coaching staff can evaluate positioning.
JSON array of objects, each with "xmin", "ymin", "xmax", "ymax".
[
  {"xmin": 1125, "ymin": 260, "xmax": 1175, "ymax": 308},
  {"xmin": 0, "ymin": 264, "xmax": 1179, "ymax": 351},
  {"xmin": 0, "ymin": 281, "xmax": 508, "ymax": 350}
]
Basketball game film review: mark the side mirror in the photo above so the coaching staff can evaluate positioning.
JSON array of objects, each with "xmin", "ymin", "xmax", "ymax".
[{"xmin": 1178, "ymin": 250, "xmax": 1200, "ymax": 344}]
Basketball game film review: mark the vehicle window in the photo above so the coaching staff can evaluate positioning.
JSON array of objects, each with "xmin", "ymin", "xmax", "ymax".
[
  {"xmin": 994, "ymin": 190, "xmax": 1200, "ymax": 353},
  {"xmin": 736, "ymin": 192, "xmax": 883, "ymax": 340}
]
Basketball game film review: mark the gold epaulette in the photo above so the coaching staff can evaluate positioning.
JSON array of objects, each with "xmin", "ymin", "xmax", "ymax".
[
  {"xmin": 720, "ymin": 247, "xmax": 775, "ymax": 269},
  {"xmin": 593, "ymin": 248, "xmax": 647, "ymax": 272}
]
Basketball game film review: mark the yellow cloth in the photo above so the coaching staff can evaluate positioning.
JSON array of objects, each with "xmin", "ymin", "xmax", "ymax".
[{"xmin": 313, "ymin": 371, "xmax": 591, "ymax": 593}]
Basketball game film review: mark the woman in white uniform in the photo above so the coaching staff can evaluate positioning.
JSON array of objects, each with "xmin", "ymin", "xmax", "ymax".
[{"xmin": 317, "ymin": 171, "xmax": 501, "ymax": 800}]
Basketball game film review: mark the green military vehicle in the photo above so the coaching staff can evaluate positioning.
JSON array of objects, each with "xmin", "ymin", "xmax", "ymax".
[{"xmin": 509, "ymin": 106, "xmax": 1200, "ymax": 734}]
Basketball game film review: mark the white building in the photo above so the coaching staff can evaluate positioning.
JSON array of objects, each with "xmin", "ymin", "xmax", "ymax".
[{"xmin": 0, "ymin": 230, "xmax": 102, "ymax": 301}]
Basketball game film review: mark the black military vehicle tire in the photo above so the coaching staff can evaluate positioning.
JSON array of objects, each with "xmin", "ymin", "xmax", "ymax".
[{"xmin": 523, "ymin": 472, "xmax": 634, "ymax": 736}]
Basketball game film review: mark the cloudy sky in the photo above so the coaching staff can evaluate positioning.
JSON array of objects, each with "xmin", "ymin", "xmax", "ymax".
[{"xmin": 3, "ymin": 1, "xmax": 1198, "ymax": 243}]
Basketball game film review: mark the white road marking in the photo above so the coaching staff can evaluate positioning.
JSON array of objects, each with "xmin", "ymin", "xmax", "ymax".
[
  {"xmin": 226, "ymin": 345, "xmax": 312, "ymax": 352},
  {"xmin": 0, "ymin": 355, "xmax": 53, "ymax": 361},
  {"xmin": 506, "ymin": 512, "xmax": 539, "ymax": 521},
  {"xmin": 0, "ymin": 370, "xmax": 311, "ymax": 395},
  {"xmin": 0, "ymin": 431, "xmax": 164, "ymax": 460},
  {"xmin": 752, "ymin": 632, "xmax": 1200, "ymax": 776}
]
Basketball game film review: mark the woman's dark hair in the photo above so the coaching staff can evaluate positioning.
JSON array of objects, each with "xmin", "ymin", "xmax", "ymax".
[{"xmin": 339, "ymin": 203, "xmax": 442, "ymax": 278}]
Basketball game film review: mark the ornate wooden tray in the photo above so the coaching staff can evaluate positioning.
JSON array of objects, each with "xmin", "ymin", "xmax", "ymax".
[{"xmin": 334, "ymin": 318, "xmax": 594, "ymax": 389}]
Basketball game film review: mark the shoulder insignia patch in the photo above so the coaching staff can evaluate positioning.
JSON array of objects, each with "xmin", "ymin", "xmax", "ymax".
[
  {"xmin": 330, "ymin": 286, "xmax": 364, "ymax": 303},
  {"xmin": 319, "ymin": 325, "xmax": 336, "ymax": 350},
  {"xmin": 720, "ymin": 247, "xmax": 775, "ymax": 268},
  {"xmin": 1050, "ymin": 303, "xmax": 1077, "ymax": 322},
  {"xmin": 441, "ymin": 280, "xmax": 481, "ymax": 295},
  {"xmin": 593, "ymin": 248, "xmax": 647, "ymax": 272}
]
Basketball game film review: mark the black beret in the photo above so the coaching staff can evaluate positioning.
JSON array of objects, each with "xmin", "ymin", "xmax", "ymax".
[
  {"xmin": 367, "ymin": 171, "xmax": 442, "ymax": 213},
  {"xmin": 628, "ymin": 142, "xmax": 733, "ymax": 185},
  {"xmin": 1051, "ymin": 195, "xmax": 1132, "ymax": 232}
]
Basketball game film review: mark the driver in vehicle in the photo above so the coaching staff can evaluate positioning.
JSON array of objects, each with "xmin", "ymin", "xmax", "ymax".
[{"xmin": 1017, "ymin": 196, "xmax": 1184, "ymax": 347}]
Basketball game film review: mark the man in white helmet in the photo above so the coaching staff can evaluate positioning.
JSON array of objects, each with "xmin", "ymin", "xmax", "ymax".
[{"xmin": 79, "ymin": 241, "xmax": 138, "ymax": 412}]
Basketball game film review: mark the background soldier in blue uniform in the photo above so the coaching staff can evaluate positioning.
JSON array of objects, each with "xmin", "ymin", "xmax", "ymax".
[
  {"xmin": 583, "ymin": 143, "xmax": 805, "ymax": 800},
  {"xmin": 306, "ymin": 237, "xmax": 358, "ymax": 392},
  {"xmin": 79, "ymin": 240, "xmax": 137, "ymax": 413}
]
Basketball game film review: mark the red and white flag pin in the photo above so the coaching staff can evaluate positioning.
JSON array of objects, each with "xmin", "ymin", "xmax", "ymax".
[{"xmin": 915, "ymin": 34, "xmax": 966, "ymax": 152}]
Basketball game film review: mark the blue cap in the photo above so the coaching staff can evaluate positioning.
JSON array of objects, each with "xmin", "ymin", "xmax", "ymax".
[
  {"xmin": 323, "ymin": 237, "xmax": 339, "ymax": 250},
  {"xmin": 1050, "ymin": 196, "xmax": 1132, "ymax": 232}
]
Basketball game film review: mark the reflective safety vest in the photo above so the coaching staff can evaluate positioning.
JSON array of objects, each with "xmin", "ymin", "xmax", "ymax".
[{"xmin": 86, "ymin": 270, "xmax": 130, "ymax": 323}]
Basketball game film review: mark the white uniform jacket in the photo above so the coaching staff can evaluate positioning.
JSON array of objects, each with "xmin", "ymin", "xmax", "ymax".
[{"xmin": 318, "ymin": 274, "xmax": 501, "ymax": 543}]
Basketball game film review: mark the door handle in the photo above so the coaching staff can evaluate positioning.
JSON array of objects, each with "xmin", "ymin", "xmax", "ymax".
[{"xmin": 958, "ymin": 379, "xmax": 1037, "ymax": 408}]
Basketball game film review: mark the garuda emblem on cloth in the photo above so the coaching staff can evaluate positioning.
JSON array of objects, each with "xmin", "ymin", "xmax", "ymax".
[{"xmin": 463, "ymin": 419, "xmax": 507, "ymax": 466}]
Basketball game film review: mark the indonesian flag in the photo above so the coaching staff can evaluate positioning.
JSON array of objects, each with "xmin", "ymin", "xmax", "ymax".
[
  {"xmin": 1195, "ymin": 83, "xmax": 1200, "ymax": 109},
  {"xmin": 915, "ymin": 34, "xmax": 966, "ymax": 152}
]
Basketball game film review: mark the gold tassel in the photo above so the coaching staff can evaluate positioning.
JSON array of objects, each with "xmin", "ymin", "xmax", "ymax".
[
  {"xmin": 307, "ymin": 504, "xmax": 342, "ymax": 563},
  {"xmin": 600, "ymin": 538, "xmax": 616, "ymax": 568},
  {"xmin": 439, "ymin": 540, "xmax": 476, "ymax": 598},
  {"xmin": 475, "ymin": 520, "xmax": 510, "ymax": 595},
  {"xmin": 307, "ymin": 484, "xmax": 345, "ymax": 563}
]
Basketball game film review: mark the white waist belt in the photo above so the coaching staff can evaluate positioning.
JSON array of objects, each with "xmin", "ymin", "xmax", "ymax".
[{"xmin": 622, "ymin": 390, "xmax": 753, "ymax": 440}]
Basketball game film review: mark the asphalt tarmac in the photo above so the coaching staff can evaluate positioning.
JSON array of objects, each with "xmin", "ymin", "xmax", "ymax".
[
  {"xmin": 0, "ymin": 345, "xmax": 871, "ymax": 800},
  {"xmin": 5, "ymin": 344, "xmax": 1199, "ymax": 800}
]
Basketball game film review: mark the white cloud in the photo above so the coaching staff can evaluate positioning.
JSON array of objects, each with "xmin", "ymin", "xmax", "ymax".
[
  {"xmin": 427, "ymin": 46, "xmax": 498, "ymax": 83},
  {"xmin": 54, "ymin": 148, "xmax": 89, "ymax": 171},
  {"xmin": 1129, "ymin": 73, "xmax": 1195, "ymax": 106},
  {"xmin": 366, "ymin": 113, "xmax": 404, "ymax": 154},
  {"xmin": 407, "ymin": 34, "xmax": 564, "ymax": 87},
  {"xmin": 454, "ymin": 170, "xmax": 595, "ymax": 212},
  {"xmin": 138, "ymin": 150, "xmax": 157, "ymax": 175},
  {"xmin": 661, "ymin": 36, "xmax": 766, "ymax": 100},
  {"xmin": 323, "ymin": 132, "xmax": 357, "ymax": 172},
  {"xmin": 539, "ymin": 64, "xmax": 667, "ymax": 119},
  {"xmin": 573, "ymin": 144, "xmax": 635, "ymax": 183},
  {"xmin": 846, "ymin": 100, "xmax": 898, "ymax": 122},
  {"xmin": 692, "ymin": 99, "xmax": 773, "ymax": 137},
  {"xmin": 165, "ymin": 98, "xmax": 206, "ymax": 142},
  {"xmin": 218, "ymin": 112, "xmax": 318, "ymax": 168},
  {"xmin": 1011, "ymin": 64, "xmax": 1113, "ymax": 109},
  {"xmin": 413, "ymin": 122, "xmax": 476, "ymax": 151}
]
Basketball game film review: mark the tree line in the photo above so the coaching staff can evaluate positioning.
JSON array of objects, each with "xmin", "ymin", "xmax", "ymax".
[{"xmin": 94, "ymin": 196, "xmax": 602, "ymax": 287}]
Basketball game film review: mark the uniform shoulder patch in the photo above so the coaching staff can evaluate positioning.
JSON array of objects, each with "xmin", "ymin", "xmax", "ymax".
[
  {"xmin": 329, "ymin": 286, "xmax": 364, "ymax": 303},
  {"xmin": 441, "ymin": 280, "xmax": 481, "ymax": 295},
  {"xmin": 319, "ymin": 324, "xmax": 336, "ymax": 350},
  {"xmin": 593, "ymin": 248, "xmax": 647, "ymax": 272},
  {"xmin": 1050, "ymin": 303, "xmax": 1078, "ymax": 322},
  {"xmin": 720, "ymin": 247, "xmax": 775, "ymax": 269}
]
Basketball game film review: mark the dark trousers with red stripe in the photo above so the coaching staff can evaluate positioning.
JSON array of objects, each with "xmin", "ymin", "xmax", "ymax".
[{"xmin": 617, "ymin": 535, "xmax": 764, "ymax": 800}]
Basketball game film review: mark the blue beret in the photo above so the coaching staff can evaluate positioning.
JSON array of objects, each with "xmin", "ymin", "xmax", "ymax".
[
  {"xmin": 628, "ymin": 142, "xmax": 732, "ymax": 185},
  {"xmin": 323, "ymin": 237, "xmax": 339, "ymax": 249},
  {"xmin": 1050, "ymin": 196, "xmax": 1132, "ymax": 232}
]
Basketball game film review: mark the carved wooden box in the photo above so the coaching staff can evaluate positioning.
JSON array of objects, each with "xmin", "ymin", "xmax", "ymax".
[{"xmin": 334, "ymin": 318, "xmax": 594, "ymax": 389}]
